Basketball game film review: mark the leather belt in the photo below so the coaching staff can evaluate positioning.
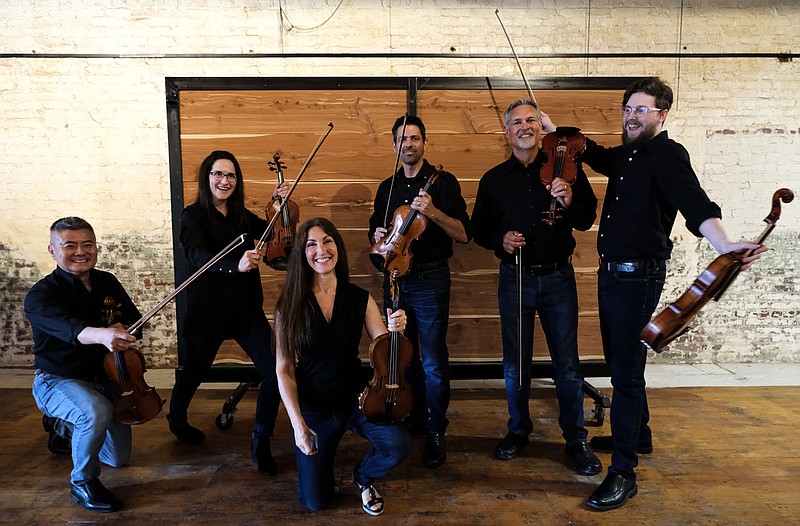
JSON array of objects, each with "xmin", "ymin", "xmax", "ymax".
[
  {"xmin": 515, "ymin": 257, "xmax": 571, "ymax": 275},
  {"xmin": 411, "ymin": 259, "xmax": 448, "ymax": 273},
  {"xmin": 601, "ymin": 259, "xmax": 665, "ymax": 272}
]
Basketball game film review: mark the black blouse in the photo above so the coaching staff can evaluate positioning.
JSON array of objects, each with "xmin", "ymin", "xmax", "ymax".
[{"xmin": 295, "ymin": 281, "xmax": 369, "ymax": 412}]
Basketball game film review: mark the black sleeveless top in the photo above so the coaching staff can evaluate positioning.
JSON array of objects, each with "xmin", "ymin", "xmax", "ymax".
[{"xmin": 295, "ymin": 281, "xmax": 369, "ymax": 411}]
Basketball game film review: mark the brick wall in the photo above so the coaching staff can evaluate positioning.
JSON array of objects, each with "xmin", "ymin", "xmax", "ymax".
[{"xmin": 1, "ymin": 1, "xmax": 798, "ymax": 367}]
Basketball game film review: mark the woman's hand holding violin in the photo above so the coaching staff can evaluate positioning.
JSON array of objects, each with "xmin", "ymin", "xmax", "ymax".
[
  {"xmin": 386, "ymin": 308, "xmax": 406, "ymax": 333},
  {"xmin": 272, "ymin": 181, "xmax": 290, "ymax": 200}
]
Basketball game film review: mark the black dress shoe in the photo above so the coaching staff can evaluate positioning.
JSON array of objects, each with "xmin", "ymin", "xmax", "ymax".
[
  {"xmin": 42, "ymin": 415, "xmax": 71, "ymax": 456},
  {"xmin": 166, "ymin": 414, "xmax": 205, "ymax": 444},
  {"xmin": 70, "ymin": 478, "xmax": 123, "ymax": 513},
  {"xmin": 589, "ymin": 435, "xmax": 653, "ymax": 455},
  {"xmin": 251, "ymin": 435, "xmax": 277, "ymax": 475},
  {"xmin": 586, "ymin": 472, "xmax": 638, "ymax": 511},
  {"xmin": 494, "ymin": 432, "xmax": 529, "ymax": 460},
  {"xmin": 565, "ymin": 440, "xmax": 602, "ymax": 476},
  {"xmin": 423, "ymin": 433, "xmax": 446, "ymax": 468}
]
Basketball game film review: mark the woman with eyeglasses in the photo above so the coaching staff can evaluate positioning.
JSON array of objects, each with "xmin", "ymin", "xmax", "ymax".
[
  {"xmin": 168, "ymin": 150, "xmax": 287, "ymax": 475},
  {"xmin": 274, "ymin": 217, "xmax": 413, "ymax": 515}
]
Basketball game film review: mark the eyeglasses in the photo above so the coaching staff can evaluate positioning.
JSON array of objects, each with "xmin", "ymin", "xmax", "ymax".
[
  {"xmin": 620, "ymin": 106, "xmax": 664, "ymax": 117},
  {"xmin": 210, "ymin": 171, "xmax": 237, "ymax": 180}
]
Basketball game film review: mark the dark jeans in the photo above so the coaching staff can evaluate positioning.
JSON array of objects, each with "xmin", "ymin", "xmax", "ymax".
[
  {"xmin": 384, "ymin": 265, "xmax": 451, "ymax": 434},
  {"xmin": 293, "ymin": 402, "xmax": 413, "ymax": 511},
  {"xmin": 170, "ymin": 311, "xmax": 280, "ymax": 439},
  {"xmin": 498, "ymin": 262, "xmax": 587, "ymax": 444},
  {"xmin": 598, "ymin": 264, "xmax": 666, "ymax": 479}
]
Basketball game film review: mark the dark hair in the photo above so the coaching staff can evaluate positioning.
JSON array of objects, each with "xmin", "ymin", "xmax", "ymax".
[
  {"xmin": 622, "ymin": 77, "xmax": 673, "ymax": 111},
  {"xmin": 275, "ymin": 217, "xmax": 349, "ymax": 360},
  {"xmin": 193, "ymin": 150, "xmax": 248, "ymax": 230},
  {"xmin": 50, "ymin": 216, "xmax": 94, "ymax": 234},
  {"xmin": 503, "ymin": 98, "xmax": 540, "ymax": 127},
  {"xmin": 391, "ymin": 115, "xmax": 426, "ymax": 143}
]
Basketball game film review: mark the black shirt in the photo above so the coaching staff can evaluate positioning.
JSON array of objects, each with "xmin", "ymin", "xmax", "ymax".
[
  {"xmin": 24, "ymin": 266, "xmax": 141, "ymax": 378},
  {"xmin": 368, "ymin": 160, "xmax": 471, "ymax": 268},
  {"xmin": 581, "ymin": 131, "xmax": 722, "ymax": 262},
  {"xmin": 295, "ymin": 281, "xmax": 369, "ymax": 412},
  {"xmin": 472, "ymin": 152, "xmax": 597, "ymax": 265},
  {"xmin": 180, "ymin": 202, "xmax": 268, "ymax": 334}
]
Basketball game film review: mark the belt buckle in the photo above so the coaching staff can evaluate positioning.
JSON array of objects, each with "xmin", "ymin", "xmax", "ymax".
[{"xmin": 617, "ymin": 262, "xmax": 636, "ymax": 272}]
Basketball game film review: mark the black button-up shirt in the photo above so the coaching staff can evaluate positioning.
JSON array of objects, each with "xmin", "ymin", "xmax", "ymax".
[
  {"xmin": 472, "ymin": 152, "xmax": 597, "ymax": 265},
  {"xmin": 368, "ymin": 159, "xmax": 471, "ymax": 268},
  {"xmin": 581, "ymin": 131, "xmax": 722, "ymax": 262},
  {"xmin": 24, "ymin": 266, "xmax": 141, "ymax": 378}
]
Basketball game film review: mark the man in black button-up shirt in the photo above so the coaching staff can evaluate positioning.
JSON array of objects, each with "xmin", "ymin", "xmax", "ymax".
[
  {"xmin": 25, "ymin": 217, "xmax": 141, "ymax": 512},
  {"xmin": 368, "ymin": 115, "xmax": 471, "ymax": 469},
  {"xmin": 472, "ymin": 99, "xmax": 601, "ymax": 476},
  {"xmin": 581, "ymin": 77, "xmax": 765, "ymax": 511}
]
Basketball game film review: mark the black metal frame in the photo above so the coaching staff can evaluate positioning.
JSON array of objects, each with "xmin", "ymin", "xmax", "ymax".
[{"xmin": 165, "ymin": 75, "xmax": 632, "ymax": 383}]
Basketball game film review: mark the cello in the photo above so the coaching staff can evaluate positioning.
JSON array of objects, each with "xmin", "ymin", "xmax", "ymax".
[
  {"xmin": 264, "ymin": 153, "xmax": 300, "ymax": 271},
  {"xmin": 103, "ymin": 234, "xmax": 247, "ymax": 425},
  {"xmin": 359, "ymin": 275, "xmax": 414, "ymax": 424},
  {"xmin": 641, "ymin": 188, "xmax": 794, "ymax": 353}
]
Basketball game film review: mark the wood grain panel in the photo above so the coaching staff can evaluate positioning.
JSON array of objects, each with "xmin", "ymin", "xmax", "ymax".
[{"xmin": 177, "ymin": 84, "xmax": 624, "ymax": 377}]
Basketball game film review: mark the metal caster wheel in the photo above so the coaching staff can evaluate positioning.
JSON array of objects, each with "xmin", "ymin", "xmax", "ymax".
[
  {"xmin": 215, "ymin": 413, "xmax": 234, "ymax": 430},
  {"xmin": 592, "ymin": 404, "xmax": 605, "ymax": 426}
]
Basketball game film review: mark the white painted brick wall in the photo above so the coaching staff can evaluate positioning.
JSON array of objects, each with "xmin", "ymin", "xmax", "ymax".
[{"xmin": 1, "ymin": 1, "xmax": 798, "ymax": 367}]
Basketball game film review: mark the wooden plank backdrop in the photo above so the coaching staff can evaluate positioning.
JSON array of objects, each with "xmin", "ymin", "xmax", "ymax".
[{"xmin": 175, "ymin": 82, "xmax": 624, "ymax": 369}]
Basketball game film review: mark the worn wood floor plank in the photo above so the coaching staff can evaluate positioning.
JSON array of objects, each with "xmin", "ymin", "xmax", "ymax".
[{"xmin": 1, "ymin": 386, "xmax": 799, "ymax": 525}]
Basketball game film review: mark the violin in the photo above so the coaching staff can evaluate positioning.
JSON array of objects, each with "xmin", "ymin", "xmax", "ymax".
[
  {"xmin": 256, "ymin": 123, "xmax": 334, "ymax": 253},
  {"xmin": 264, "ymin": 153, "xmax": 300, "ymax": 271},
  {"xmin": 101, "ymin": 296, "xmax": 164, "ymax": 426},
  {"xmin": 539, "ymin": 127, "xmax": 585, "ymax": 226},
  {"xmin": 369, "ymin": 165, "xmax": 443, "ymax": 277},
  {"xmin": 641, "ymin": 188, "xmax": 794, "ymax": 353},
  {"xmin": 102, "ymin": 235, "xmax": 247, "ymax": 424},
  {"xmin": 359, "ymin": 277, "xmax": 413, "ymax": 424}
]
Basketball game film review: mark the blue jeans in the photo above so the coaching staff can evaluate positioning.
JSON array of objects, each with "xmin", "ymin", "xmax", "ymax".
[
  {"xmin": 292, "ymin": 403, "xmax": 413, "ymax": 511},
  {"xmin": 171, "ymin": 311, "xmax": 280, "ymax": 439},
  {"xmin": 384, "ymin": 265, "xmax": 451, "ymax": 434},
  {"xmin": 598, "ymin": 264, "xmax": 665, "ymax": 479},
  {"xmin": 498, "ymin": 262, "xmax": 587, "ymax": 444},
  {"xmin": 32, "ymin": 371, "xmax": 131, "ymax": 484}
]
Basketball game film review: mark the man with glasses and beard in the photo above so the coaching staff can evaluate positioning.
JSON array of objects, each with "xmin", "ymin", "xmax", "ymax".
[{"xmin": 580, "ymin": 77, "xmax": 766, "ymax": 511}]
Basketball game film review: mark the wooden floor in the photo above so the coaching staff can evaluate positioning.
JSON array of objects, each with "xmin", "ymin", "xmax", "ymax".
[{"xmin": 2, "ymin": 385, "xmax": 799, "ymax": 526}]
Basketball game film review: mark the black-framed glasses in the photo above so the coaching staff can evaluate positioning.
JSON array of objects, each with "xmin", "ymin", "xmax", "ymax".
[
  {"xmin": 620, "ymin": 106, "xmax": 664, "ymax": 117},
  {"xmin": 210, "ymin": 170, "xmax": 236, "ymax": 180}
]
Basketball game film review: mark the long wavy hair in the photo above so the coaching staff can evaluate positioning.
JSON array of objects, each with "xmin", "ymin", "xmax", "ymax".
[
  {"xmin": 193, "ymin": 150, "xmax": 249, "ymax": 231},
  {"xmin": 275, "ymin": 217, "xmax": 349, "ymax": 361}
]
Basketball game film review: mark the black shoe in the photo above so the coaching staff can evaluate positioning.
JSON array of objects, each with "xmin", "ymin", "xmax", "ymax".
[
  {"xmin": 494, "ymin": 432, "xmax": 529, "ymax": 460},
  {"xmin": 589, "ymin": 435, "xmax": 653, "ymax": 455},
  {"xmin": 423, "ymin": 433, "xmax": 446, "ymax": 468},
  {"xmin": 166, "ymin": 414, "xmax": 205, "ymax": 444},
  {"xmin": 565, "ymin": 440, "xmax": 602, "ymax": 476},
  {"xmin": 586, "ymin": 472, "xmax": 638, "ymax": 511},
  {"xmin": 251, "ymin": 435, "xmax": 277, "ymax": 475},
  {"xmin": 42, "ymin": 415, "xmax": 71, "ymax": 456},
  {"xmin": 70, "ymin": 478, "xmax": 123, "ymax": 513}
]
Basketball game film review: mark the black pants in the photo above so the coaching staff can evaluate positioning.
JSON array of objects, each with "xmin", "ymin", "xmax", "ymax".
[{"xmin": 170, "ymin": 311, "xmax": 280, "ymax": 438}]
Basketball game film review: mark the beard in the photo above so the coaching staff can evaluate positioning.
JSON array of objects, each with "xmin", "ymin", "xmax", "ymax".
[{"xmin": 622, "ymin": 119, "xmax": 661, "ymax": 150}]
